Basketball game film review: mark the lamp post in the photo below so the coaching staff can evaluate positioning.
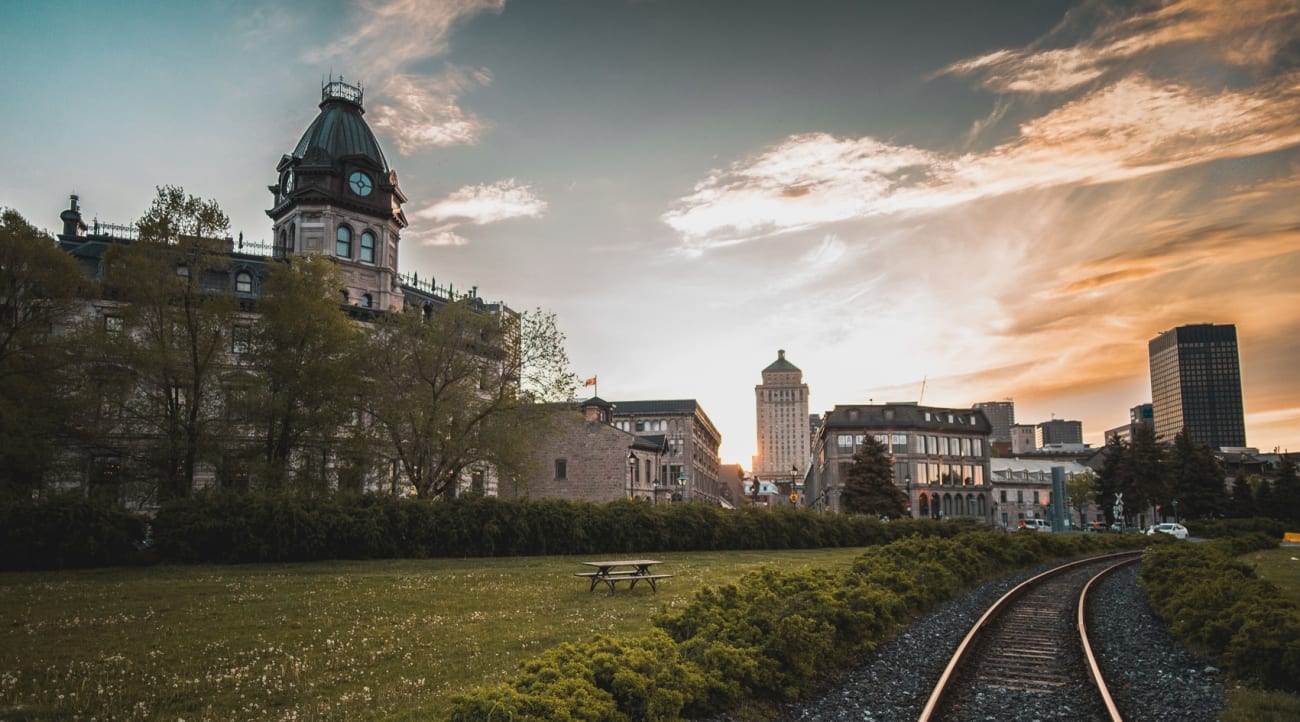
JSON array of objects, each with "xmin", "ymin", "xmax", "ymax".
[
  {"xmin": 905, "ymin": 475, "xmax": 912, "ymax": 518},
  {"xmin": 627, "ymin": 449, "xmax": 637, "ymax": 500},
  {"xmin": 790, "ymin": 465, "xmax": 800, "ymax": 506}
]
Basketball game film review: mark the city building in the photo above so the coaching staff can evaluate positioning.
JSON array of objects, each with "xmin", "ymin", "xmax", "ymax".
[
  {"xmin": 807, "ymin": 403, "xmax": 993, "ymax": 521},
  {"xmin": 504, "ymin": 398, "xmax": 666, "ymax": 503},
  {"xmin": 1011, "ymin": 424, "xmax": 1037, "ymax": 454},
  {"xmin": 753, "ymin": 350, "xmax": 811, "ymax": 481},
  {"xmin": 1035, "ymin": 419, "xmax": 1083, "ymax": 447},
  {"xmin": 47, "ymin": 78, "xmax": 516, "ymax": 500},
  {"xmin": 1148, "ymin": 323, "xmax": 1247, "ymax": 449},
  {"xmin": 609, "ymin": 399, "xmax": 724, "ymax": 504},
  {"xmin": 973, "ymin": 400, "xmax": 1015, "ymax": 455},
  {"xmin": 988, "ymin": 458, "xmax": 1100, "ymax": 530},
  {"xmin": 1104, "ymin": 403, "xmax": 1154, "ymax": 445}
]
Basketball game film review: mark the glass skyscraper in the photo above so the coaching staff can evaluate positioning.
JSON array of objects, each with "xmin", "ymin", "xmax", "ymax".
[{"xmin": 1148, "ymin": 324, "xmax": 1246, "ymax": 449}]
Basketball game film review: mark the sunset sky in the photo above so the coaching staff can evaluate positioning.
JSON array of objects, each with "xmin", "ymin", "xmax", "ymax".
[{"xmin": 3, "ymin": 0, "xmax": 1298, "ymax": 465}]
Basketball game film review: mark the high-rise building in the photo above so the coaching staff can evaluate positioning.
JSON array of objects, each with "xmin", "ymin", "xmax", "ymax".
[
  {"xmin": 1148, "ymin": 324, "xmax": 1247, "ymax": 449},
  {"xmin": 972, "ymin": 400, "xmax": 1015, "ymax": 442},
  {"xmin": 754, "ymin": 350, "xmax": 810, "ymax": 479},
  {"xmin": 1035, "ymin": 419, "xmax": 1083, "ymax": 447}
]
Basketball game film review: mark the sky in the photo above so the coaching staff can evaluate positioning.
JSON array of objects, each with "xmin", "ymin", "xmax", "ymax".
[{"xmin": 3, "ymin": 0, "xmax": 1299, "ymax": 466}]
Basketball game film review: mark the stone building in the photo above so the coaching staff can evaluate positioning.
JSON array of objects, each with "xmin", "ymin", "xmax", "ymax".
[
  {"xmin": 608, "ymin": 399, "xmax": 724, "ymax": 504},
  {"xmin": 504, "ymin": 398, "xmax": 666, "ymax": 503},
  {"xmin": 988, "ymin": 458, "xmax": 1100, "ymax": 530},
  {"xmin": 753, "ymin": 349, "xmax": 811, "ymax": 481},
  {"xmin": 808, "ymin": 402, "xmax": 993, "ymax": 521}
]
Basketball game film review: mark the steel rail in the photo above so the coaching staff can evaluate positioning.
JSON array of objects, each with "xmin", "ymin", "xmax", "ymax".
[
  {"xmin": 1078, "ymin": 555, "xmax": 1141, "ymax": 722},
  {"xmin": 918, "ymin": 550, "xmax": 1143, "ymax": 722}
]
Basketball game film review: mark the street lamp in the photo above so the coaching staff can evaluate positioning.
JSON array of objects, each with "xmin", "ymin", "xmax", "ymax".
[
  {"xmin": 905, "ymin": 475, "xmax": 912, "ymax": 518},
  {"xmin": 627, "ymin": 449, "xmax": 637, "ymax": 499},
  {"xmin": 790, "ymin": 465, "xmax": 800, "ymax": 506}
]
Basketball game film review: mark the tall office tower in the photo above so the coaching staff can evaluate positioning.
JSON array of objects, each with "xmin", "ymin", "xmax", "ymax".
[
  {"xmin": 1035, "ymin": 419, "xmax": 1084, "ymax": 446},
  {"xmin": 754, "ymin": 350, "xmax": 810, "ymax": 478},
  {"xmin": 973, "ymin": 401, "xmax": 1015, "ymax": 442},
  {"xmin": 1148, "ymin": 324, "xmax": 1247, "ymax": 449}
]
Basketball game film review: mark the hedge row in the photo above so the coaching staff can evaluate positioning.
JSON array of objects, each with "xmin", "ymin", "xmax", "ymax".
[
  {"xmin": 447, "ymin": 531, "xmax": 1147, "ymax": 720},
  {"xmin": 3, "ymin": 494, "xmax": 977, "ymax": 570},
  {"xmin": 0, "ymin": 495, "xmax": 148, "ymax": 571},
  {"xmin": 1184, "ymin": 517, "xmax": 1288, "ymax": 540},
  {"xmin": 1139, "ymin": 534, "xmax": 1300, "ymax": 691}
]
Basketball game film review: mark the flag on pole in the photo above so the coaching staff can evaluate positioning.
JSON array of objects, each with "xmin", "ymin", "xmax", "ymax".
[{"xmin": 583, "ymin": 376, "xmax": 597, "ymax": 387}]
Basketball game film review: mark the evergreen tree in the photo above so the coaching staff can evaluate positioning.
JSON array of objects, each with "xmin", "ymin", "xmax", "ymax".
[
  {"xmin": 1124, "ymin": 424, "xmax": 1168, "ymax": 522},
  {"xmin": 1094, "ymin": 437, "xmax": 1128, "ymax": 526},
  {"xmin": 1273, "ymin": 458, "xmax": 1300, "ymax": 524},
  {"xmin": 1168, "ymin": 431, "xmax": 1228, "ymax": 519},
  {"xmin": 1230, "ymin": 473, "xmax": 1255, "ymax": 518},
  {"xmin": 840, "ymin": 435, "xmax": 906, "ymax": 517}
]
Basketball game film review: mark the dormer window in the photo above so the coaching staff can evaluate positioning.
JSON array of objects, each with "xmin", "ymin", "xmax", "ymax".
[
  {"xmin": 336, "ymin": 225, "xmax": 353, "ymax": 258},
  {"xmin": 235, "ymin": 271, "xmax": 253, "ymax": 294},
  {"xmin": 360, "ymin": 231, "xmax": 375, "ymax": 263}
]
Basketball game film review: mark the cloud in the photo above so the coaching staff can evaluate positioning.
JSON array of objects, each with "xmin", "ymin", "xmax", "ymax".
[
  {"xmin": 664, "ymin": 73, "xmax": 1300, "ymax": 252},
  {"xmin": 409, "ymin": 179, "xmax": 547, "ymax": 246},
  {"xmin": 416, "ymin": 179, "xmax": 548, "ymax": 224},
  {"xmin": 370, "ymin": 69, "xmax": 493, "ymax": 154},
  {"xmin": 305, "ymin": 0, "xmax": 505, "ymax": 154},
  {"xmin": 939, "ymin": 0, "xmax": 1300, "ymax": 94}
]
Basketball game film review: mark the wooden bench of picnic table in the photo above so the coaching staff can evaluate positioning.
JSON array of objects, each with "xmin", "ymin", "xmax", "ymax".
[{"xmin": 575, "ymin": 560, "xmax": 672, "ymax": 595}]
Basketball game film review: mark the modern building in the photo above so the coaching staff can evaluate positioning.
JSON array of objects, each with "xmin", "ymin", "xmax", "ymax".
[
  {"xmin": 505, "ymin": 398, "xmax": 666, "ymax": 503},
  {"xmin": 1035, "ymin": 419, "xmax": 1083, "ymax": 447},
  {"xmin": 609, "ymin": 399, "xmax": 723, "ymax": 504},
  {"xmin": 973, "ymin": 400, "xmax": 1015, "ymax": 452},
  {"xmin": 807, "ymin": 403, "xmax": 993, "ymax": 521},
  {"xmin": 753, "ymin": 350, "xmax": 811, "ymax": 481},
  {"xmin": 1104, "ymin": 403, "xmax": 1154, "ymax": 445},
  {"xmin": 1149, "ymin": 323, "xmax": 1247, "ymax": 450}
]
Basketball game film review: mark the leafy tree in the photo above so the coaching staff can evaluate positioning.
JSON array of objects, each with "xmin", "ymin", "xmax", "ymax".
[
  {"xmin": 1066, "ymin": 469, "xmax": 1096, "ymax": 529},
  {"xmin": 0, "ymin": 209, "xmax": 86, "ymax": 495},
  {"xmin": 237, "ymin": 256, "xmax": 364, "ymax": 494},
  {"xmin": 97, "ymin": 186, "xmax": 234, "ymax": 501},
  {"xmin": 840, "ymin": 435, "xmax": 906, "ymax": 517},
  {"xmin": 1168, "ymin": 431, "xmax": 1228, "ymax": 519},
  {"xmin": 361, "ymin": 300, "xmax": 571, "ymax": 499},
  {"xmin": 517, "ymin": 308, "xmax": 578, "ymax": 402}
]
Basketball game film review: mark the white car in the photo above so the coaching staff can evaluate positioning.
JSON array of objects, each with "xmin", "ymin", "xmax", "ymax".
[
  {"xmin": 1019, "ymin": 519, "xmax": 1051, "ymax": 532},
  {"xmin": 1146, "ymin": 522, "xmax": 1188, "ymax": 539}
]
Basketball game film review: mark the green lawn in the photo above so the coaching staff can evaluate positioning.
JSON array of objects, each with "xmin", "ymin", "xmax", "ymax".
[
  {"xmin": 1241, "ymin": 546, "xmax": 1300, "ymax": 603},
  {"xmin": 0, "ymin": 548, "xmax": 868, "ymax": 721},
  {"xmin": 1221, "ymin": 546, "xmax": 1300, "ymax": 721}
]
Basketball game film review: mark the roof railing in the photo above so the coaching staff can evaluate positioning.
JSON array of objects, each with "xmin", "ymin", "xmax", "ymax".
[{"xmin": 322, "ymin": 75, "xmax": 363, "ymax": 106}]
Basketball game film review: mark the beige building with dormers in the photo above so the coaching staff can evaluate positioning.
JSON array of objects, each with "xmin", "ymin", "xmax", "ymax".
[{"xmin": 753, "ymin": 350, "xmax": 811, "ymax": 484}]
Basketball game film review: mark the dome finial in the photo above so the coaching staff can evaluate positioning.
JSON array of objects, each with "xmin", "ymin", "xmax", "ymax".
[{"xmin": 322, "ymin": 73, "xmax": 364, "ymax": 108}]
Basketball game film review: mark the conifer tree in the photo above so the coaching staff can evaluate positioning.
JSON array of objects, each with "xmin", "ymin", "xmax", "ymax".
[{"xmin": 840, "ymin": 435, "xmax": 906, "ymax": 517}]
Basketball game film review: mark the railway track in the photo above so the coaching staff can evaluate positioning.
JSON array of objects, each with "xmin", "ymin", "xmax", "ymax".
[{"xmin": 919, "ymin": 551, "xmax": 1143, "ymax": 722}]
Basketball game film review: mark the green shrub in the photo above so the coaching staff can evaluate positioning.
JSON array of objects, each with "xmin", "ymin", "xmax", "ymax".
[{"xmin": 0, "ymin": 494, "xmax": 148, "ymax": 570}]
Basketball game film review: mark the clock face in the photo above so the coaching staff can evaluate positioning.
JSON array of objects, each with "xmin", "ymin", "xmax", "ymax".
[
  {"xmin": 348, "ymin": 171, "xmax": 373, "ymax": 197},
  {"xmin": 282, "ymin": 170, "xmax": 294, "ymax": 195}
]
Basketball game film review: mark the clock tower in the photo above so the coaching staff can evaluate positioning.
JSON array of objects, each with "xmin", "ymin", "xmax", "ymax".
[{"xmin": 267, "ymin": 77, "xmax": 408, "ymax": 311}]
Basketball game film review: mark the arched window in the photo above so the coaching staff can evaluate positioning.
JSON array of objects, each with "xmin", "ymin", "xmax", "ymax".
[
  {"xmin": 336, "ymin": 225, "xmax": 352, "ymax": 258},
  {"xmin": 360, "ymin": 293, "xmax": 372, "ymax": 308},
  {"xmin": 339, "ymin": 289, "xmax": 349, "ymax": 304},
  {"xmin": 360, "ymin": 231, "xmax": 375, "ymax": 263},
  {"xmin": 277, "ymin": 230, "xmax": 288, "ymax": 257},
  {"xmin": 289, "ymin": 223, "xmax": 296, "ymax": 252},
  {"xmin": 235, "ymin": 270, "xmax": 253, "ymax": 293}
]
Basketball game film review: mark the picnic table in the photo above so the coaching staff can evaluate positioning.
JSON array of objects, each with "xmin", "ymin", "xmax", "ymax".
[{"xmin": 575, "ymin": 559, "xmax": 672, "ymax": 595}]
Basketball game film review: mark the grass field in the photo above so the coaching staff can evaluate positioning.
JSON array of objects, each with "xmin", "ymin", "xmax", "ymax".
[
  {"xmin": 0, "ymin": 548, "xmax": 868, "ymax": 721},
  {"xmin": 1222, "ymin": 545, "xmax": 1300, "ymax": 721}
]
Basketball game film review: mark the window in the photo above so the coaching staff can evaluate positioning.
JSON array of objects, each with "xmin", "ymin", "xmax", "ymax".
[
  {"xmin": 231, "ymin": 325, "xmax": 250, "ymax": 354},
  {"xmin": 361, "ymin": 293, "xmax": 373, "ymax": 308},
  {"xmin": 339, "ymin": 289, "xmax": 349, "ymax": 304},
  {"xmin": 360, "ymin": 231, "xmax": 375, "ymax": 263},
  {"xmin": 336, "ymin": 225, "xmax": 352, "ymax": 257},
  {"xmin": 104, "ymin": 315, "xmax": 123, "ymax": 335},
  {"xmin": 554, "ymin": 459, "xmax": 567, "ymax": 480},
  {"xmin": 837, "ymin": 434, "xmax": 853, "ymax": 450},
  {"xmin": 176, "ymin": 265, "xmax": 189, "ymax": 278},
  {"xmin": 235, "ymin": 270, "xmax": 253, "ymax": 294}
]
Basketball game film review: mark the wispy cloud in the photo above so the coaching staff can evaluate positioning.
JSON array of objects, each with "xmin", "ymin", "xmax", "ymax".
[
  {"xmin": 411, "ymin": 179, "xmax": 547, "ymax": 245},
  {"xmin": 664, "ymin": 73, "xmax": 1300, "ymax": 253},
  {"xmin": 940, "ymin": 0, "xmax": 1300, "ymax": 94},
  {"xmin": 305, "ymin": 0, "xmax": 505, "ymax": 154}
]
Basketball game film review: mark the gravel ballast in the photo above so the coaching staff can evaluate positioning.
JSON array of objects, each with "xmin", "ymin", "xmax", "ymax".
[{"xmin": 766, "ymin": 558, "xmax": 1224, "ymax": 721}]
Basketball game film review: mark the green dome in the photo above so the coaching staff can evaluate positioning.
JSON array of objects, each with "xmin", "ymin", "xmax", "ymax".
[{"xmin": 291, "ymin": 81, "xmax": 388, "ymax": 172}]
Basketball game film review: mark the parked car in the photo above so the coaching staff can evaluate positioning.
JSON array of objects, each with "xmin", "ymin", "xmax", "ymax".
[
  {"xmin": 1018, "ymin": 519, "xmax": 1051, "ymax": 532},
  {"xmin": 1145, "ymin": 522, "xmax": 1188, "ymax": 539}
]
